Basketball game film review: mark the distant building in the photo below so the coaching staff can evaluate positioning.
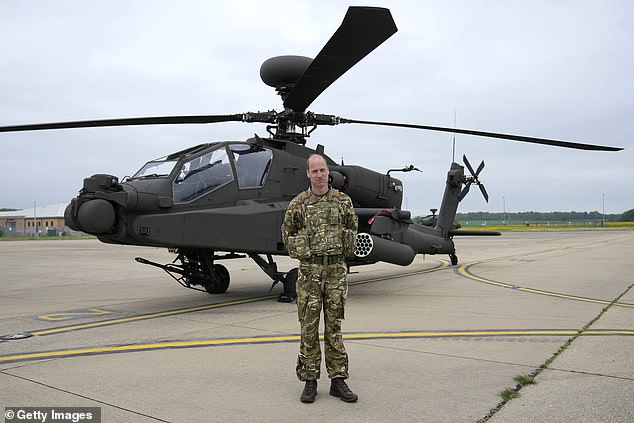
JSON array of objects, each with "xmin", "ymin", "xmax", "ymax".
[{"xmin": 0, "ymin": 203, "xmax": 74, "ymax": 237}]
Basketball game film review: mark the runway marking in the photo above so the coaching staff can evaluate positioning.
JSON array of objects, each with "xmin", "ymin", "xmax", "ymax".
[
  {"xmin": 1, "ymin": 329, "xmax": 632, "ymax": 365},
  {"xmin": 37, "ymin": 309, "xmax": 113, "ymax": 321},
  {"xmin": 456, "ymin": 262, "xmax": 634, "ymax": 308},
  {"xmin": 30, "ymin": 296, "xmax": 277, "ymax": 336},
  {"xmin": 24, "ymin": 261, "xmax": 449, "ymax": 337}
]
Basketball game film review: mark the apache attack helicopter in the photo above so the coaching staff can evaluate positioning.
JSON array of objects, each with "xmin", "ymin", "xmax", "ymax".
[{"xmin": 0, "ymin": 7, "xmax": 622, "ymax": 302}]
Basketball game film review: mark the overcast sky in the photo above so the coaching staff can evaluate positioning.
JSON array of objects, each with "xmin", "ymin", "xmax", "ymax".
[{"xmin": 1, "ymin": 0, "xmax": 632, "ymax": 216}]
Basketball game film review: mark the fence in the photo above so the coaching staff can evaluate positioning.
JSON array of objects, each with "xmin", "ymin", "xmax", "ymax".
[
  {"xmin": 0, "ymin": 228, "xmax": 85, "ymax": 238},
  {"xmin": 457, "ymin": 219, "xmax": 613, "ymax": 229}
]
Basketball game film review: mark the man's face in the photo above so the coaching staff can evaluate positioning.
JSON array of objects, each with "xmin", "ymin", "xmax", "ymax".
[{"xmin": 307, "ymin": 156, "xmax": 329, "ymax": 190}]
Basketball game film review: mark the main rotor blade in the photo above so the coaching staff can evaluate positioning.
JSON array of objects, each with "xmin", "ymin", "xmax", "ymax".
[
  {"xmin": 284, "ymin": 7, "xmax": 397, "ymax": 112},
  {"xmin": 0, "ymin": 114, "xmax": 247, "ymax": 133},
  {"xmin": 340, "ymin": 118, "xmax": 623, "ymax": 151}
]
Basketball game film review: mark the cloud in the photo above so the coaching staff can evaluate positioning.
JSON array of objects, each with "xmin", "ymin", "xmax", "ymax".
[{"xmin": 1, "ymin": 0, "xmax": 632, "ymax": 213}]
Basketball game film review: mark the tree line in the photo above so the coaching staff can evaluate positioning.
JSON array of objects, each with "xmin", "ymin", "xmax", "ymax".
[{"xmin": 451, "ymin": 209, "xmax": 634, "ymax": 223}]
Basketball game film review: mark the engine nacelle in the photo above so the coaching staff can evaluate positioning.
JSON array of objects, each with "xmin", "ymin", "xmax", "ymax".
[
  {"xmin": 330, "ymin": 165, "xmax": 403, "ymax": 209},
  {"xmin": 354, "ymin": 233, "xmax": 416, "ymax": 266}
]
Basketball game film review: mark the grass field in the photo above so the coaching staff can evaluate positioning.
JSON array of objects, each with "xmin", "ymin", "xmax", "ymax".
[{"xmin": 459, "ymin": 221, "xmax": 634, "ymax": 231}]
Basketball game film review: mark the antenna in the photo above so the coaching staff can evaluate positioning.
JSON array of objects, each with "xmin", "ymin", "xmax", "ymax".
[{"xmin": 452, "ymin": 109, "xmax": 457, "ymax": 163}]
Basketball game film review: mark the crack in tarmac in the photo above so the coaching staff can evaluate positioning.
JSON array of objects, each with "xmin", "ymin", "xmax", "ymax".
[
  {"xmin": 478, "ymin": 282, "xmax": 634, "ymax": 422},
  {"xmin": 0, "ymin": 370, "xmax": 170, "ymax": 422}
]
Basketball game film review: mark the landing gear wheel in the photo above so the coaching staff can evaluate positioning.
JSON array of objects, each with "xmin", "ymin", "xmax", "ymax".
[
  {"xmin": 278, "ymin": 267, "xmax": 298, "ymax": 303},
  {"xmin": 204, "ymin": 264, "xmax": 230, "ymax": 294},
  {"xmin": 449, "ymin": 253, "xmax": 458, "ymax": 266}
]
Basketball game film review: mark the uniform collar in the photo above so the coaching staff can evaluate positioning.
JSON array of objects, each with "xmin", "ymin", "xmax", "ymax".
[{"xmin": 307, "ymin": 187, "xmax": 332, "ymax": 204}]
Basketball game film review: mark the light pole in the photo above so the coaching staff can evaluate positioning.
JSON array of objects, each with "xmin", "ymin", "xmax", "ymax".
[
  {"xmin": 33, "ymin": 201, "xmax": 37, "ymax": 237},
  {"xmin": 503, "ymin": 196, "xmax": 506, "ymax": 225},
  {"xmin": 602, "ymin": 193, "xmax": 605, "ymax": 227}
]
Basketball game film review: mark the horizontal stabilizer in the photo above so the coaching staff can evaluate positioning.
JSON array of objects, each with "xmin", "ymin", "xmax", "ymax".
[{"xmin": 449, "ymin": 230, "xmax": 501, "ymax": 236}]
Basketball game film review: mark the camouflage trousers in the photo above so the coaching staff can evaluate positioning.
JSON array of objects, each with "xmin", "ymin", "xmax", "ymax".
[{"xmin": 295, "ymin": 261, "xmax": 349, "ymax": 381}]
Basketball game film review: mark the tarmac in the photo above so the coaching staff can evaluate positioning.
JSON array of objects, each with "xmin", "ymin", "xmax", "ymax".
[{"xmin": 0, "ymin": 230, "xmax": 632, "ymax": 422}]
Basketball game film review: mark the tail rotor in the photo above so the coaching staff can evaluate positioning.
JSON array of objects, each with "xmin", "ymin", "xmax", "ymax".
[{"xmin": 458, "ymin": 155, "xmax": 489, "ymax": 203}]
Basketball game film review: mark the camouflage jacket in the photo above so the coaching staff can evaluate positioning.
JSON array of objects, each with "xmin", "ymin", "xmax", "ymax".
[{"xmin": 282, "ymin": 188, "xmax": 358, "ymax": 260}]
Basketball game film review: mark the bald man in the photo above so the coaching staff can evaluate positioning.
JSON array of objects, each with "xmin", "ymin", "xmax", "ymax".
[{"xmin": 282, "ymin": 154, "xmax": 359, "ymax": 403}]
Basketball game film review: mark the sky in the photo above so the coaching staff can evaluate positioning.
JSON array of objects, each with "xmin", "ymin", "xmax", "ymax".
[{"xmin": 1, "ymin": 0, "xmax": 632, "ymax": 216}]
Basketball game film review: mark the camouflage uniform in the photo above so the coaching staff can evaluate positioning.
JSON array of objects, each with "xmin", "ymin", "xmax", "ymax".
[{"xmin": 282, "ymin": 187, "xmax": 358, "ymax": 381}]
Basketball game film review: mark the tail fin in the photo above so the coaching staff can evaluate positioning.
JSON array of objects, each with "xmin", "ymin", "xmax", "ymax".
[{"xmin": 436, "ymin": 162, "xmax": 464, "ymax": 237}]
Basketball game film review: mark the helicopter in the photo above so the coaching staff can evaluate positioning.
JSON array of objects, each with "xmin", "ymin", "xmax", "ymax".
[{"xmin": 0, "ymin": 6, "xmax": 622, "ymax": 302}]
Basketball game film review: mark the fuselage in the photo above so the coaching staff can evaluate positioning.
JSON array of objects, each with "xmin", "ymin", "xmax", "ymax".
[{"xmin": 65, "ymin": 136, "xmax": 405, "ymax": 255}]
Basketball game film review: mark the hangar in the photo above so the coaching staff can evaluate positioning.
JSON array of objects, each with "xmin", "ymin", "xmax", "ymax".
[{"xmin": 0, "ymin": 203, "xmax": 71, "ymax": 237}]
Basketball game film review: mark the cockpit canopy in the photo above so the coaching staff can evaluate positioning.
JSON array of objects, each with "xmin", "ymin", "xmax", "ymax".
[{"xmin": 132, "ymin": 143, "xmax": 273, "ymax": 204}]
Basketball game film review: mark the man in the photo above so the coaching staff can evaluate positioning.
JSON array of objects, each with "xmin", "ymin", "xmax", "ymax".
[{"xmin": 282, "ymin": 153, "xmax": 359, "ymax": 403}]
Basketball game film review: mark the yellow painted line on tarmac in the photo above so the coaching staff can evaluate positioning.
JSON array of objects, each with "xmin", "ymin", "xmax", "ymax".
[
  {"xmin": 0, "ymin": 335, "xmax": 300, "ymax": 364},
  {"xmin": 27, "ymin": 262, "xmax": 449, "ymax": 337},
  {"xmin": 584, "ymin": 330, "xmax": 634, "ymax": 335},
  {"xmin": 349, "ymin": 260, "xmax": 450, "ymax": 288},
  {"xmin": 30, "ymin": 296, "xmax": 277, "ymax": 336},
  {"xmin": 347, "ymin": 329, "xmax": 634, "ymax": 339},
  {"xmin": 347, "ymin": 330, "xmax": 580, "ymax": 338},
  {"xmin": 457, "ymin": 264, "xmax": 511, "ymax": 288},
  {"xmin": 457, "ymin": 262, "xmax": 634, "ymax": 308},
  {"xmin": 2, "ymin": 329, "xmax": 633, "ymax": 364},
  {"xmin": 38, "ymin": 309, "xmax": 113, "ymax": 321}
]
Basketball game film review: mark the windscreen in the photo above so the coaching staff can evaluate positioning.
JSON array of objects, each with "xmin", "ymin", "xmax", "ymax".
[{"xmin": 132, "ymin": 156, "xmax": 177, "ymax": 179}]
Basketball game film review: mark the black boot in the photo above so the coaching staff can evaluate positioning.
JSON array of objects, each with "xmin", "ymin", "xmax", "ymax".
[
  {"xmin": 329, "ymin": 378, "xmax": 358, "ymax": 402},
  {"xmin": 300, "ymin": 380, "xmax": 318, "ymax": 403}
]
